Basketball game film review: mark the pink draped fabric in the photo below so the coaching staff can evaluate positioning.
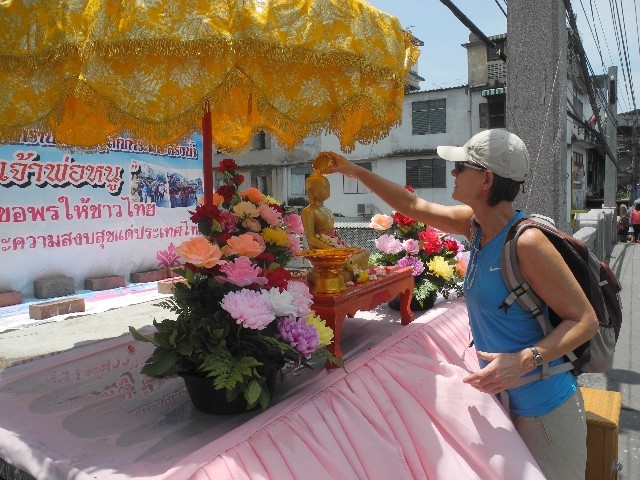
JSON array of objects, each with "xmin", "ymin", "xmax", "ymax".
[{"xmin": 0, "ymin": 300, "xmax": 544, "ymax": 479}]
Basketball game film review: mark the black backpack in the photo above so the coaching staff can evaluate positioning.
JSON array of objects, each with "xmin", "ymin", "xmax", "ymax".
[{"xmin": 499, "ymin": 214, "xmax": 622, "ymax": 382}]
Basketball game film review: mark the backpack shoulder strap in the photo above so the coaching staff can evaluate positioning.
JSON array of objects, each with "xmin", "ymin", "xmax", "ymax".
[{"xmin": 500, "ymin": 219, "xmax": 575, "ymax": 384}]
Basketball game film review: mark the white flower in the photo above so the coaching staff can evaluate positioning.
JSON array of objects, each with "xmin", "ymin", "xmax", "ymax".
[{"xmin": 264, "ymin": 288, "xmax": 297, "ymax": 317}]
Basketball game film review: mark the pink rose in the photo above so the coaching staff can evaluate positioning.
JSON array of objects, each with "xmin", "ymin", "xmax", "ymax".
[
  {"xmin": 284, "ymin": 214, "xmax": 304, "ymax": 235},
  {"xmin": 402, "ymin": 239, "xmax": 420, "ymax": 255},
  {"xmin": 175, "ymin": 237, "xmax": 226, "ymax": 268},
  {"xmin": 375, "ymin": 234, "xmax": 403, "ymax": 255},
  {"xmin": 217, "ymin": 256, "xmax": 268, "ymax": 287},
  {"xmin": 370, "ymin": 214, "xmax": 393, "ymax": 231},
  {"xmin": 259, "ymin": 204, "xmax": 283, "ymax": 226}
]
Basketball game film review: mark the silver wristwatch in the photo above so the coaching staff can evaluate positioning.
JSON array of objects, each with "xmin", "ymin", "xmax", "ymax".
[{"xmin": 529, "ymin": 346, "xmax": 544, "ymax": 367}]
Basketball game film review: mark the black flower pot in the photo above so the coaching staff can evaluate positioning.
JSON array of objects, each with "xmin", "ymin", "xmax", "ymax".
[
  {"xmin": 387, "ymin": 290, "xmax": 436, "ymax": 312},
  {"xmin": 180, "ymin": 373, "xmax": 276, "ymax": 415}
]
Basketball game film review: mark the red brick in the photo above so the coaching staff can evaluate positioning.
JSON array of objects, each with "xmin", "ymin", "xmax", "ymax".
[
  {"xmin": 157, "ymin": 278, "xmax": 188, "ymax": 294},
  {"xmin": 84, "ymin": 275, "xmax": 126, "ymax": 291},
  {"xmin": 165, "ymin": 265, "xmax": 185, "ymax": 278},
  {"xmin": 0, "ymin": 290, "xmax": 23, "ymax": 307},
  {"xmin": 130, "ymin": 269, "xmax": 168, "ymax": 284},
  {"xmin": 29, "ymin": 297, "xmax": 85, "ymax": 320}
]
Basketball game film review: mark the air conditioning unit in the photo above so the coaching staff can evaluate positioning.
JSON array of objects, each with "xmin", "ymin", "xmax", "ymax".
[{"xmin": 357, "ymin": 203, "xmax": 373, "ymax": 215}]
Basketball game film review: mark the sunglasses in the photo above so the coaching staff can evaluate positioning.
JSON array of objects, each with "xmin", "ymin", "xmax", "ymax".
[{"xmin": 454, "ymin": 162, "xmax": 487, "ymax": 173}]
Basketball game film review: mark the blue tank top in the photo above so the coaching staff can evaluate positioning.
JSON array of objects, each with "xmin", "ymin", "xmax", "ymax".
[{"xmin": 464, "ymin": 211, "xmax": 576, "ymax": 416}]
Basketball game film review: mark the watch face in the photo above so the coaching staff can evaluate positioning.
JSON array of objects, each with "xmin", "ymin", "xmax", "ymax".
[{"xmin": 534, "ymin": 355, "xmax": 543, "ymax": 366}]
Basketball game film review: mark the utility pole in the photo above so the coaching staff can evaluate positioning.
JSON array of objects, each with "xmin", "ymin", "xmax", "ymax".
[
  {"xmin": 506, "ymin": 0, "xmax": 569, "ymax": 231},
  {"xmin": 603, "ymin": 66, "xmax": 617, "ymax": 208}
]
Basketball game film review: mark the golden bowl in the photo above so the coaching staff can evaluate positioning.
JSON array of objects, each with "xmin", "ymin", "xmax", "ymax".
[{"xmin": 301, "ymin": 247, "xmax": 363, "ymax": 294}]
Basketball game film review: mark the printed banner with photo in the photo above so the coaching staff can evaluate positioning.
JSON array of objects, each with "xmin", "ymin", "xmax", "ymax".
[{"xmin": 0, "ymin": 132, "xmax": 205, "ymax": 296}]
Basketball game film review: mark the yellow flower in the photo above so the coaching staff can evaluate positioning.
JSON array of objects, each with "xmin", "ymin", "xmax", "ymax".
[
  {"xmin": 263, "ymin": 195, "xmax": 280, "ymax": 205},
  {"xmin": 427, "ymin": 256, "xmax": 454, "ymax": 280},
  {"xmin": 261, "ymin": 227, "xmax": 289, "ymax": 246},
  {"xmin": 306, "ymin": 313, "xmax": 334, "ymax": 346},
  {"xmin": 356, "ymin": 271, "xmax": 369, "ymax": 283}
]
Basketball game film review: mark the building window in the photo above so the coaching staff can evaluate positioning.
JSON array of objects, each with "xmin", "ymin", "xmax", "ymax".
[
  {"xmin": 412, "ymin": 99, "xmax": 446, "ymax": 135},
  {"xmin": 251, "ymin": 170, "xmax": 270, "ymax": 194},
  {"xmin": 291, "ymin": 166, "xmax": 313, "ymax": 195},
  {"xmin": 343, "ymin": 162, "xmax": 372, "ymax": 193},
  {"xmin": 251, "ymin": 132, "xmax": 270, "ymax": 150},
  {"xmin": 406, "ymin": 159, "xmax": 446, "ymax": 189},
  {"xmin": 479, "ymin": 98, "xmax": 505, "ymax": 128},
  {"xmin": 486, "ymin": 39, "xmax": 505, "ymax": 62}
]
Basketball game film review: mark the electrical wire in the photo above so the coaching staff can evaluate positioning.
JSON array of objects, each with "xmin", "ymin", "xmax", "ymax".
[{"xmin": 492, "ymin": 0, "xmax": 506, "ymax": 17}]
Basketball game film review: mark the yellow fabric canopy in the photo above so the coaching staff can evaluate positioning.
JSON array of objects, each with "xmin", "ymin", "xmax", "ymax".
[{"xmin": 0, "ymin": 0, "xmax": 419, "ymax": 153}]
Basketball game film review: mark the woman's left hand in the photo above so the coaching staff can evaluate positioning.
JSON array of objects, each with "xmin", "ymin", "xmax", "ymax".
[{"xmin": 462, "ymin": 350, "xmax": 532, "ymax": 395}]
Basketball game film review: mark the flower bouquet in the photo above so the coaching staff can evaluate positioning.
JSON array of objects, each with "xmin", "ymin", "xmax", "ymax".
[
  {"xmin": 130, "ymin": 159, "xmax": 341, "ymax": 412},
  {"xmin": 368, "ymin": 190, "xmax": 468, "ymax": 309}
]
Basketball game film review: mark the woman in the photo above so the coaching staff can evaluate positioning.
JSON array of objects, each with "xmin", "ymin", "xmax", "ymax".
[
  {"xmin": 618, "ymin": 204, "xmax": 629, "ymax": 242},
  {"xmin": 631, "ymin": 202, "xmax": 640, "ymax": 243},
  {"xmin": 323, "ymin": 129, "xmax": 598, "ymax": 480}
]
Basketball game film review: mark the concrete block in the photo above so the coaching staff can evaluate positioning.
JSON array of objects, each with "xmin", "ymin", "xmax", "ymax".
[
  {"xmin": 84, "ymin": 275, "xmax": 126, "ymax": 291},
  {"xmin": 0, "ymin": 290, "xmax": 23, "ymax": 307},
  {"xmin": 157, "ymin": 278, "xmax": 187, "ymax": 294},
  {"xmin": 29, "ymin": 297, "xmax": 85, "ymax": 320},
  {"xmin": 130, "ymin": 269, "xmax": 167, "ymax": 284},
  {"xmin": 34, "ymin": 276, "xmax": 75, "ymax": 299}
]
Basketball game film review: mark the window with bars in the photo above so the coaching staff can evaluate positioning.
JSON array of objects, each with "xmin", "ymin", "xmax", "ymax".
[
  {"xmin": 412, "ymin": 99, "xmax": 446, "ymax": 135},
  {"xmin": 343, "ymin": 162, "xmax": 372, "ymax": 193},
  {"xmin": 405, "ymin": 159, "xmax": 447, "ymax": 189},
  {"xmin": 479, "ymin": 99, "xmax": 505, "ymax": 128}
]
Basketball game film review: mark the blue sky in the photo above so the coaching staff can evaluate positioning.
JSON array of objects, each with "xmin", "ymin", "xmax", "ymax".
[{"xmin": 368, "ymin": 0, "xmax": 639, "ymax": 114}]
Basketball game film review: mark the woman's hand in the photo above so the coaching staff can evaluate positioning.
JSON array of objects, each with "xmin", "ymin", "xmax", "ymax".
[
  {"xmin": 463, "ymin": 350, "xmax": 533, "ymax": 395},
  {"xmin": 321, "ymin": 151, "xmax": 362, "ymax": 178}
]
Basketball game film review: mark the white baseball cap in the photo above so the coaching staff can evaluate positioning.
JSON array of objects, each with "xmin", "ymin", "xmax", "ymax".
[{"xmin": 437, "ymin": 129, "xmax": 530, "ymax": 182}]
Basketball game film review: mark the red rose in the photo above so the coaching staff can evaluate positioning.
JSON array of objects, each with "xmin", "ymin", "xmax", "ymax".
[
  {"xmin": 210, "ymin": 232, "xmax": 231, "ymax": 245},
  {"xmin": 404, "ymin": 185, "xmax": 415, "ymax": 193},
  {"xmin": 217, "ymin": 158, "xmax": 237, "ymax": 172},
  {"xmin": 233, "ymin": 174, "xmax": 245, "ymax": 185},
  {"xmin": 216, "ymin": 185, "xmax": 235, "ymax": 203},
  {"xmin": 261, "ymin": 266, "xmax": 292, "ymax": 291},
  {"xmin": 189, "ymin": 204, "xmax": 221, "ymax": 223},
  {"xmin": 443, "ymin": 237, "xmax": 460, "ymax": 255},
  {"xmin": 393, "ymin": 211, "xmax": 414, "ymax": 227},
  {"xmin": 255, "ymin": 251, "xmax": 275, "ymax": 266},
  {"xmin": 269, "ymin": 203, "xmax": 285, "ymax": 215},
  {"xmin": 418, "ymin": 228, "xmax": 443, "ymax": 255}
]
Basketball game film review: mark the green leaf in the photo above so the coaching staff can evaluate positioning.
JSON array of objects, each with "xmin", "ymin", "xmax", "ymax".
[
  {"xmin": 128, "ymin": 326, "xmax": 155, "ymax": 344},
  {"xmin": 259, "ymin": 386, "xmax": 271, "ymax": 410},
  {"xmin": 140, "ymin": 349, "xmax": 178, "ymax": 377},
  {"xmin": 245, "ymin": 379, "xmax": 262, "ymax": 406},
  {"xmin": 198, "ymin": 219, "xmax": 213, "ymax": 236}
]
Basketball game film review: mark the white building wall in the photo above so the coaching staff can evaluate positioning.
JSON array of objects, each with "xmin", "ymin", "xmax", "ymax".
[{"xmin": 320, "ymin": 87, "xmax": 475, "ymax": 217}]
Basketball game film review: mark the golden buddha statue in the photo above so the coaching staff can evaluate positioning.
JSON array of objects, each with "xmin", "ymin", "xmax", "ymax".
[{"xmin": 301, "ymin": 156, "xmax": 369, "ymax": 285}]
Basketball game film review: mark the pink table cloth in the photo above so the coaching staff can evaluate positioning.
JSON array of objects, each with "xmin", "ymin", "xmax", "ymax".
[{"xmin": 0, "ymin": 299, "xmax": 544, "ymax": 479}]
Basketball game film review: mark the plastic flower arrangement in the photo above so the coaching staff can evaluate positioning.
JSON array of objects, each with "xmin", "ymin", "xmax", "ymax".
[
  {"xmin": 130, "ymin": 159, "xmax": 341, "ymax": 411},
  {"xmin": 368, "ymin": 188, "xmax": 468, "ymax": 308}
]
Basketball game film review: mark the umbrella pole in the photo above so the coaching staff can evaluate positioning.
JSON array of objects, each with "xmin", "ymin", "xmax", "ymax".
[{"xmin": 202, "ymin": 111, "xmax": 213, "ymax": 206}]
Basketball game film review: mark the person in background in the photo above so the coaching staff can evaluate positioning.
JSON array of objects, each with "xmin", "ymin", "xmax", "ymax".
[
  {"xmin": 322, "ymin": 129, "xmax": 598, "ymax": 480},
  {"xmin": 618, "ymin": 204, "xmax": 629, "ymax": 243},
  {"xmin": 630, "ymin": 202, "xmax": 640, "ymax": 243}
]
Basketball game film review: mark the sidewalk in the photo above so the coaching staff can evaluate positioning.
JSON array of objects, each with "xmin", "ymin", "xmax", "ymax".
[
  {"xmin": 578, "ymin": 241, "xmax": 640, "ymax": 480},
  {"xmin": 0, "ymin": 242, "xmax": 638, "ymax": 477}
]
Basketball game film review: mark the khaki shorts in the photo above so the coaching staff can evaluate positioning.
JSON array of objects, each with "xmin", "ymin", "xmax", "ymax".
[{"xmin": 511, "ymin": 389, "xmax": 587, "ymax": 480}]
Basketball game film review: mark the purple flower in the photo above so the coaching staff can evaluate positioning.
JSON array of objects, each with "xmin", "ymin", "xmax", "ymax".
[
  {"xmin": 277, "ymin": 315, "xmax": 320, "ymax": 359},
  {"xmin": 396, "ymin": 255, "xmax": 425, "ymax": 277}
]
